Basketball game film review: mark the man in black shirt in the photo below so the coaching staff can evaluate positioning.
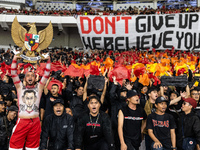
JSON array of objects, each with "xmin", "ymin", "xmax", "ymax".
[
  {"xmin": 66, "ymin": 79, "xmax": 85, "ymax": 122},
  {"xmin": 0, "ymin": 101, "xmax": 6, "ymax": 150},
  {"xmin": 176, "ymin": 97, "xmax": 200, "ymax": 150},
  {"xmin": 118, "ymin": 90, "xmax": 147, "ymax": 150},
  {"xmin": 75, "ymin": 95, "xmax": 115, "ymax": 150},
  {"xmin": 40, "ymin": 99, "xmax": 74, "ymax": 150},
  {"xmin": 166, "ymin": 91, "xmax": 182, "ymax": 127},
  {"xmin": 147, "ymin": 96, "xmax": 176, "ymax": 150},
  {"xmin": 40, "ymin": 81, "xmax": 62, "ymax": 124},
  {"xmin": 0, "ymin": 105, "xmax": 17, "ymax": 150},
  {"xmin": 0, "ymin": 101, "xmax": 6, "ymax": 114},
  {"xmin": 109, "ymin": 76, "xmax": 128, "ymax": 150},
  {"xmin": 190, "ymin": 88, "xmax": 200, "ymax": 118}
]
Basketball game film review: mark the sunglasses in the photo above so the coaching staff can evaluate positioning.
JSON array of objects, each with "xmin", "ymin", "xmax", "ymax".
[
  {"xmin": 183, "ymin": 102, "xmax": 191, "ymax": 106},
  {"xmin": 191, "ymin": 93, "xmax": 199, "ymax": 96}
]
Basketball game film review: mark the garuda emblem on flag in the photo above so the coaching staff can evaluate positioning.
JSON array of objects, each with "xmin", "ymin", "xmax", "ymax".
[{"xmin": 24, "ymin": 33, "xmax": 39, "ymax": 51}]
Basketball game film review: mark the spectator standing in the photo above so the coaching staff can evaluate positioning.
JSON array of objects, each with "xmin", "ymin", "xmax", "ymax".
[
  {"xmin": 176, "ymin": 98, "xmax": 200, "ymax": 150},
  {"xmin": 144, "ymin": 87, "xmax": 159, "ymax": 150},
  {"xmin": 9, "ymin": 55, "xmax": 51, "ymax": 150},
  {"xmin": 0, "ymin": 101, "xmax": 6, "ymax": 149},
  {"xmin": 146, "ymin": 96, "xmax": 176, "ymax": 150},
  {"xmin": 109, "ymin": 76, "xmax": 128, "ymax": 149},
  {"xmin": 118, "ymin": 90, "xmax": 147, "ymax": 150},
  {"xmin": 40, "ymin": 99, "xmax": 74, "ymax": 150},
  {"xmin": 75, "ymin": 96, "xmax": 115, "ymax": 150},
  {"xmin": 66, "ymin": 78, "xmax": 85, "ymax": 122},
  {"xmin": 0, "ymin": 105, "xmax": 17, "ymax": 150},
  {"xmin": 40, "ymin": 77, "xmax": 63, "ymax": 123}
]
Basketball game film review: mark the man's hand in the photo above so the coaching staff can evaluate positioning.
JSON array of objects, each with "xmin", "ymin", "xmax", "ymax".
[
  {"xmin": 153, "ymin": 141, "xmax": 162, "ymax": 149},
  {"xmin": 180, "ymin": 91, "xmax": 187, "ymax": 98},
  {"xmin": 112, "ymin": 76, "xmax": 118, "ymax": 85},
  {"xmin": 86, "ymin": 74, "xmax": 90, "ymax": 80},
  {"xmin": 12, "ymin": 49, "xmax": 20, "ymax": 55},
  {"xmin": 105, "ymin": 77, "xmax": 108, "ymax": 83},
  {"xmin": 42, "ymin": 53, "xmax": 50, "ymax": 60},
  {"xmin": 121, "ymin": 143, "xmax": 127, "ymax": 150}
]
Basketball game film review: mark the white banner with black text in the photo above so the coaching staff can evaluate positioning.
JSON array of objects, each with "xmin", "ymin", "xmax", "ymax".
[{"xmin": 77, "ymin": 13, "xmax": 200, "ymax": 50}]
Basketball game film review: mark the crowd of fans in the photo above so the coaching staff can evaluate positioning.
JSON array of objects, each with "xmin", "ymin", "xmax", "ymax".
[
  {"xmin": 0, "ymin": 46, "xmax": 200, "ymax": 150},
  {"xmin": 0, "ymin": 6, "xmax": 200, "ymax": 16}
]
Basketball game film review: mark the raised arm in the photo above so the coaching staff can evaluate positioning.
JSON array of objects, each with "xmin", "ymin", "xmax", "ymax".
[
  {"xmin": 109, "ymin": 76, "xmax": 118, "ymax": 105},
  {"xmin": 44, "ymin": 77, "xmax": 51, "ymax": 95},
  {"xmin": 186, "ymin": 85, "xmax": 190, "ymax": 98},
  {"xmin": 65, "ymin": 79, "xmax": 74, "ymax": 102},
  {"xmin": 160, "ymin": 86, "xmax": 165, "ymax": 97},
  {"xmin": 39, "ymin": 57, "xmax": 51, "ymax": 89},
  {"xmin": 11, "ymin": 55, "xmax": 22, "ymax": 90},
  {"xmin": 100, "ymin": 77, "xmax": 108, "ymax": 104},
  {"xmin": 169, "ymin": 91, "xmax": 187, "ymax": 106},
  {"xmin": 62, "ymin": 78, "xmax": 67, "ymax": 90},
  {"xmin": 83, "ymin": 76, "xmax": 89, "ymax": 101}
]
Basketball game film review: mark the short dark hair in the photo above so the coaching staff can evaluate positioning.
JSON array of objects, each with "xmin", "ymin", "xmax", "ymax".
[
  {"xmin": 52, "ymin": 84, "xmax": 59, "ymax": 88},
  {"xmin": 190, "ymin": 89, "xmax": 198, "ymax": 94},
  {"xmin": 77, "ymin": 85, "xmax": 84, "ymax": 89},
  {"xmin": 193, "ymin": 87, "xmax": 200, "ymax": 92},
  {"xmin": 170, "ymin": 91, "xmax": 179, "ymax": 97},
  {"xmin": 88, "ymin": 95, "xmax": 101, "ymax": 104}
]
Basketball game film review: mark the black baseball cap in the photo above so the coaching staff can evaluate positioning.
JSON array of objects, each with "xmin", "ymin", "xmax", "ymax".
[
  {"xmin": 8, "ymin": 106, "xmax": 18, "ymax": 112},
  {"xmin": 53, "ymin": 99, "xmax": 64, "ymax": 106},
  {"xmin": 155, "ymin": 96, "xmax": 168, "ymax": 104},
  {"xmin": 127, "ymin": 90, "xmax": 138, "ymax": 98}
]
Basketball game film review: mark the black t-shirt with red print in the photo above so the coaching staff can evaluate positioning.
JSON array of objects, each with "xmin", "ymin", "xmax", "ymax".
[
  {"xmin": 146, "ymin": 112, "xmax": 176, "ymax": 149},
  {"xmin": 75, "ymin": 111, "xmax": 114, "ymax": 149},
  {"xmin": 121, "ymin": 105, "xmax": 147, "ymax": 147}
]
